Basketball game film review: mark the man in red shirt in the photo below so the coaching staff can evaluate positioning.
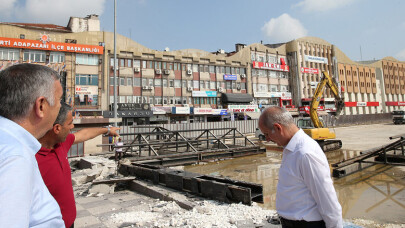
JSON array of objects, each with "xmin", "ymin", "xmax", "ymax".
[{"xmin": 36, "ymin": 103, "xmax": 120, "ymax": 228}]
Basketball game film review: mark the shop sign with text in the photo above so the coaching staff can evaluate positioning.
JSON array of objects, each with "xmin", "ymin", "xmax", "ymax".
[
  {"xmin": 75, "ymin": 85, "xmax": 98, "ymax": 95},
  {"xmin": 304, "ymin": 55, "xmax": 328, "ymax": 64},
  {"xmin": 301, "ymin": 67, "xmax": 319, "ymax": 74},
  {"xmin": 192, "ymin": 91, "xmax": 217, "ymax": 97},
  {"xmin": 0, "ymin": 37, "xmax": 103, "ymax": 54},
  {"xmin": 227, "ymin": 105, "xmax": 259, "ymax": 113},
  {"xmin": 252, "ymin": 61, "xmax": 289, "ymax": 72},
  {"xmin": 223, "ymin": 74, "xmax": 237, "ymax": 80},
  {"xmin": 212, "ymin": 109, "xmax": 228, "ymax": 115},
  {"xmin": 172, "ymin": 107, "xmax": 190, "ymax": 114},
  {"xmin": 193, "ymin": 108, "xmax": 213, "ymax": 115}
]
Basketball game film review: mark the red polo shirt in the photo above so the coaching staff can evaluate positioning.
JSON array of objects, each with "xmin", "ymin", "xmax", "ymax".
[{"xmin": 36, "ymin": 134, "xmax": 76, "ymax": 228}]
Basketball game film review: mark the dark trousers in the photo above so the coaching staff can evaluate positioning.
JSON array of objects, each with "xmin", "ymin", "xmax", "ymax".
[
  {"xmin": 280, "ymin": 217, "xmax": 326, "ymax": 228},
  {"xmin": 69, "ymin": 223, "xmax": 74, "ymax": 228}
]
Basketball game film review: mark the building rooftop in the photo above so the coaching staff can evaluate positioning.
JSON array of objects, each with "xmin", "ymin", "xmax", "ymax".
[{"xmin": 0, "ymin": 22, "xmax": 72, "ymax": 33}]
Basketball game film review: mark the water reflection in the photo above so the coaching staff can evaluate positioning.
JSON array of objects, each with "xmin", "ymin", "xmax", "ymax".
[{"xmin": 184, "ymin": 147, "xmax": 405, "ymax": 224}]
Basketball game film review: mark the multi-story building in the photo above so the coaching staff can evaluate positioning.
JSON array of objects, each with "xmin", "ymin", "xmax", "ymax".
[{"xmin": 1, "ymin": 15, "xmax": 404, "ymax": 125}]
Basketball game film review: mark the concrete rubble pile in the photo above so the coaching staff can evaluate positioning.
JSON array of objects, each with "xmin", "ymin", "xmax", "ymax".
[{"xmin": 70, "ymin": 156, "xmax": 121, "ymax": 195}]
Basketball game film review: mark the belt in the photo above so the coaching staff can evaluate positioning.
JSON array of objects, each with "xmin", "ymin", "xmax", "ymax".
[{"xmin": 280, "ymin": 217, "xmax": 325, "ymax": 228}]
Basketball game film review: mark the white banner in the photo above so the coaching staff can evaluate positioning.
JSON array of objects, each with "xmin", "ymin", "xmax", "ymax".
[
  {"xmin": 75, "ymin": 85, "xmax": 98, "ymax": 95},
  {"xmin": 304, "ymin": 55, "xmax": 328, "ymax": 64}
]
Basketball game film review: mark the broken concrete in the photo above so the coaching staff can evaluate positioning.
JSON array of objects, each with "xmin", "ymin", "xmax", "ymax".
[{"xmin": 88, "ymin": 183, "xmax": 115, "ymax": 195}]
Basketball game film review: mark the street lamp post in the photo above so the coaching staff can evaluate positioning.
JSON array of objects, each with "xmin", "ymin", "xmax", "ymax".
[{"xmin": 113, "ymin": 0, "xmax": 118, "ymax": 126}]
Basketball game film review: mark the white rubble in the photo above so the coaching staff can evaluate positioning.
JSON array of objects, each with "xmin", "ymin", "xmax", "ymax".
[{"xmin": 110, "ymin": 200, "xmax": 276, "ymax": 228}]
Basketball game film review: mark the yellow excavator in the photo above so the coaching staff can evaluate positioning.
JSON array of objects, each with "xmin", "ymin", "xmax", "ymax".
[{"xmin": 297, "ymin": 71, "xmax": 345, "ymax": 152}]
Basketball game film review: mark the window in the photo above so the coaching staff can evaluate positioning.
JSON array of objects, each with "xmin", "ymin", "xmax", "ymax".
[
  {"xmin": 154, "ymin": 79, "xmax": 162, "ymax": 87},
  {"xmin": 163, "ymin": 97, "xmax": 168, "ymax": 105},
  {"xmin": 200, "ymin": 81, "xmax": 205, "ymax": 89},
  {"xmin": 127, "ymin": 96, "xmax": 133, "ymax": 103},
  {"xmin": 241, "ymin": 83, "xmax": 246, "ymax": 90},
  {"xmin": 174, "ymin": 80, "xmax": 181, "ymax": 88},
  {"xmin": 270, "ymin": 85, "xmax": 278, "ymax": 92},
  {"xmin": 50, "ymin": 52, "xmax": 65, "ymax": 63},
  {"xmin": 120, "ymin": 77, "xmax": 125, "ymax": 86},
  {"xmin": 142, "ymin": 78, "xmax": 147, "ymax": 86},
  {"xmin": 76, "ymin": 74, "xmax": 98, "ymax": 85},
  {"xmin": 127, "ymin": 78, "xmax": 132, "ymax": 86},
  {"xmin": 226, "ymin": 81, "xmax": 231, "ymax": 89},
  {"xmin": 210, "ymin": 81, "xmax": 216, "ymax": 89},
  {"xmin": 182, "ymin": 80, "xmax": 187, "ymax": 88},
  {"xmin": 163, "ymin": 79, "xmax": 167, "ymax": 87},
  {"xmin": 155, "ymin": 97, "xmax": 162, "ymax": 105},
  {"xmin": 142, "ymin": 60, "xmax": 147, "ymax": 68},
  {"xmin": 120, "ymin": 59, "xmax": 125, "ymax": 67},
  {"xmin": 134, "ymin": 78, "xmax": 141, "ymax": 86},
  {"xmin": 169, "ymin": 80, "xmax": 174, "ymax": 87},
  {"xmin": 134, "ymin": 60, "xmax": 141, "ymax": 67},
  {"xmin": 23, "ymin": 50, "xmax": 46, "ymax": 62},
  {"xmin": 205, "ymin": 81, "xmax": 210, "ymax": 89},
  {"xmin": 109, "ymin": 77, "xmax": 118, "ymax": 86},
  {"xmin": 209, "ymin": 65, "xmax": 215, "ymax": 73},
  {"xmin": 0, "ymin": 48, "xmax": 19, "ymax": 60},
  {"xmin": 75, "ymin": 94, "xmax": 98, "ymax": 106},
  {"xmin": 148, "ymin": 79, "xmax": 153, "ymax": 87},
  {"xmin": 76, "ymin": 54, "xmax": 98, "ymax": 65},
  {"xmin": 193, "ymin": 80, "xmax": 199, "ymax": 89}
]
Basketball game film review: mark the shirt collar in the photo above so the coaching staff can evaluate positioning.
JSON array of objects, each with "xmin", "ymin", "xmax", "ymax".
[
  {"xmin": 284, "ymin": 129, "xmax": 304, "ymax": 153},
  {"xmin": 0, "ymin": 116, "xmax": 41, "ymax": 154}
]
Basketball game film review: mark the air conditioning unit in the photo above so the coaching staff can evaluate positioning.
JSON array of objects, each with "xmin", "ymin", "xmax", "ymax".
[
  {"xmin": 187, "ymin": 69, "xmax": 192, "ymax": 75},
  {"xmin": 218, "ymin": 87, "xmax": 224, "ymax": 93},
  {"xmin": 187, "ymin": 87, "xmax": 193, "ymax": 92},
  {"xmin": 134, "ymin": 67, "xmax": 140, "ymax": 73},
  {"xmin": 142, "ymin": 85, "xmax": 148, "ymax": 90},
  {"xmin": 240, "ymin": 74, "xmax": 246, "ymax": 78},
  {"xmin": 164, "ymin": 70, "xmax": 170, "ymax": 75},
  {"xmin": 155, "ymin": 69, "xmax": 162, "ymax": 74},
  {"xmin": 149, "ymin": 86, "xmax": 154, "ymax": 90}
]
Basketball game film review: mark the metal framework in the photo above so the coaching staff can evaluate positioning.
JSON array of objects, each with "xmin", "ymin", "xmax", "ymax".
[
  {"xmin": 110, "ymin": 127, "xmax": 264, "ymax": 166},
  {"xmin": 332, "ymin": 133, "xmax": 405, "ymax": 178},
  {"xmin": 119, "ymin": 163, "xmax": 263, "ymax": 206}
]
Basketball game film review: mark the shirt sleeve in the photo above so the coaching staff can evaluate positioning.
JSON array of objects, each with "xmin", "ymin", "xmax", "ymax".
[
  {"xmin": 0, "ymin": 155, "xmax": 33, "ymax": 227},
  {"xmin": 299, "ymin": 153, "xmax": 343, "ymax": 228}
]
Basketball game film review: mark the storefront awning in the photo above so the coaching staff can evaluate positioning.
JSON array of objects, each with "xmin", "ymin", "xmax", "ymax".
[{"xmin": 221, "ymin": 93, "xmax": 253, "ymax": 103}]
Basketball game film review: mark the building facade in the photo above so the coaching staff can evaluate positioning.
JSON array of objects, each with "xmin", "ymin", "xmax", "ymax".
[{"xmin": 1, "ymin": 16, "xmax": 404, "ymax": 125}]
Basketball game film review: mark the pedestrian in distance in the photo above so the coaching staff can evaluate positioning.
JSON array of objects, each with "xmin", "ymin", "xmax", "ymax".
[
  {"xmin": 114, "ymin": 137, "xmax": 124, "ymax": 161},
  {"xmin": 0, "ymin": 63, "xmax": 65, "ymax": 227},
  {"xmin": 36, "ymin": 102, "xmax": 120, "ymax": 228},
  {"xmin": 258, "ymin": 106, "xmax": 343, "ymax": 228}
]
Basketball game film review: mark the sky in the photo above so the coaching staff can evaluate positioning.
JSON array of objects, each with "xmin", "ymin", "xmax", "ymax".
[{"xmin": 1, "ymin": 0, "xmax": 405, "ymax": 61}]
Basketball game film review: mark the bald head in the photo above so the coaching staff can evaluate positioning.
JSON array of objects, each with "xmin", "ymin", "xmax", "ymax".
[{"xmin": 259, "ymin": 106, "xmax": 295, "ymax": 131}]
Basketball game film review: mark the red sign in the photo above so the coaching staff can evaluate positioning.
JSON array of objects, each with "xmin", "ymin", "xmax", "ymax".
[
  {"xmin": 0, "ymin": 37, "xmax": 103, "ymax": 54},
  {"xmin": 301, "ymin": 67, "xmax": 319, "ymax": 74},
  {"xmin": 385, "ymin": 102, "xmax": 405, "ymax": 106},
  {"xmin": 252, "ymin": 61, "xmax": 289, "ymax": 72},
  {"xmin": 345, "ymin": 102, "xmax": 379, "ymax": 107}
]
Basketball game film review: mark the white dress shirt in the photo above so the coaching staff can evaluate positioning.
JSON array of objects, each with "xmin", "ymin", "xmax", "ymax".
[
  {"xmin": 276, "ymin": 129, "xmax": 342, "ymax": 228},
  {"xmin": 0, "ymin": 116, "xmax": 65, "ymax": 227}
]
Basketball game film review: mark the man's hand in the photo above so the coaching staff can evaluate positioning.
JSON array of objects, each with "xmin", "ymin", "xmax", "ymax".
[{"xmin": 108, "ymin": 127, "xmax": 120, "ymax": 137}]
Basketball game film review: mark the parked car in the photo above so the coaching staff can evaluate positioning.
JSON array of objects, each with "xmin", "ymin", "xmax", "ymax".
[{"xmin": 255, "ymin": 128, "xmax": 265, "ymax": 141}]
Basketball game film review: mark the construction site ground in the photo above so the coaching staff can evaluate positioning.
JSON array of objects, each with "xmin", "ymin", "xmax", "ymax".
[{"xmin": 72, "ymin": 122, "xmax": 405, "ymax": 228}]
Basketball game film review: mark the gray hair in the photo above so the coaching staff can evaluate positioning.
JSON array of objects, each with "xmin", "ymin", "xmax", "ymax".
[
  {"xmin": 0, "ymin": 63, "xmax": 61, "ymax": 120},
  {"xmin": 259, "ymin": 106, "xmax": 295, "ymax": 130},
  {"xmin": 54, "ymin": 102, "xmax": 73, "ymax": 125}
]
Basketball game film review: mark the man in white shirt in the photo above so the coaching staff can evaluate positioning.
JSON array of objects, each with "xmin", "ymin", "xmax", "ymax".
[
  {"xmin": 0, "ymin": 64, "xmax": 65, "ymax": 227},
  {"xmin": 259, "ymin": 107, "xmax": 342, "ymax": 228}
]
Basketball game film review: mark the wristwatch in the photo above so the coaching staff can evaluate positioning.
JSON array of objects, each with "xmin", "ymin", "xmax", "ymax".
[{"xmin": 104, "ymin": 126, "xmax": 111, "ymax": 135}]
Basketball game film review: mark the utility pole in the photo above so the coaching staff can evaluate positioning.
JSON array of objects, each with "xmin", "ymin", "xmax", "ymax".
[{"xmin": 113, "ymin": 0, "xmax": 118, "ymax": 126}]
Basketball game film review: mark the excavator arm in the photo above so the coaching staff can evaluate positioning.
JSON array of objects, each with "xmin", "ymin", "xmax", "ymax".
[{"xmin": 310, "ymin": 71, "xmax": 345, "ymax": 128}]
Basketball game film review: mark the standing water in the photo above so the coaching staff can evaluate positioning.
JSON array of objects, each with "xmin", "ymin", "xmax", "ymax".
[{"xmin": 184, "ymin": 146, "xmax": 405, "ymax": 225}]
